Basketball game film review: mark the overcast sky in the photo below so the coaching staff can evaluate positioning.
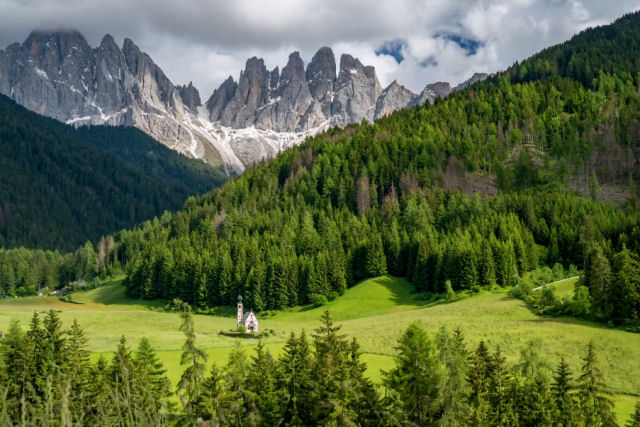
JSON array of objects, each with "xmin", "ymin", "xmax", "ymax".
[{"xmin": 0, "ymin": 0, "xmax": 637, "ymax": 98}]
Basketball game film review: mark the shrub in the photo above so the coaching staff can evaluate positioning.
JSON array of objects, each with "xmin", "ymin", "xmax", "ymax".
[
  {"xmin": 309, "ymin": 294, "xmax": 328, "ymax": 307},
  {"xmin": 444, "ymin": 280, "xmax": 455, "ymax": 301}
]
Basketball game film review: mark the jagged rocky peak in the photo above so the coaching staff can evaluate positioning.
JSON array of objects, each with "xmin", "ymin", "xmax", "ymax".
[
  {"xmin": 238, "ymin": 56, "xmax": 270, "ymax": 106},
  {"xmin": 177, "ymin": 82, "xmax": 201, "ymax": 111},
  {"xmin": 280, "ymin": 51, "xmax": 305, "ymax": 84},
  {"xmin": 454, "ymin": 72, "xmax": 489, "ymax": 91},
  {"xmin": 24, "ymin": 29, "xmax": 92, "ymax": 61},
  {"xmin": 306, "ymin": 46, "xmax": 336, "ymax": 100},
  {"xmin": 375, "ymin": 80, "xmax": 415, "ymax": 119},
  {"xmin": 206, "ymin": 76, "xmax": 237, "ymax": 122},
  {"xmin": 98, "ymin": 33, "xmax": 119, "ymax": 52},
  {"xmin": 426, "ymin": 81, "xmax": 451, "ymax": 98}
]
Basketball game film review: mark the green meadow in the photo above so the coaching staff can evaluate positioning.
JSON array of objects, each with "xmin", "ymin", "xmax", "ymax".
[{"xmin": 0, "ymin": 275, "xmax": 637, "ymax": 421}]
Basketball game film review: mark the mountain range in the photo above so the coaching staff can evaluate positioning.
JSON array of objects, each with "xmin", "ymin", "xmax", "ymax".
[{"xmin": 0, "ymin": 30, "xmax": 486, "ymax": 172}]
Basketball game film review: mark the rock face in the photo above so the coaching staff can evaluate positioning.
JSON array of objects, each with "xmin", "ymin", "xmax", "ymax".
[
  {"xmin": 177, "ymin": 82, "xmax": 201, "ymax": 111},
  {"xmin": 375, "ymin": 80, "xmax": 415, "ymax": 118},
  {"xmin": 0, "ymin": 29, "xmax": 486, "ymax": 173},
  {"xmin": 453, "ymin": 72, "xmax": 489, "ymax": 91}
]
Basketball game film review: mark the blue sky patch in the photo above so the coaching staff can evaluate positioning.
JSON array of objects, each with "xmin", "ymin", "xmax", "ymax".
[
  {"xmin": 375, "ymin": 40, "xmax": 406, "ymax": 64},
  {"xmin": 435, "ymin": 32, "xmax": 484, "ymax": 56}
]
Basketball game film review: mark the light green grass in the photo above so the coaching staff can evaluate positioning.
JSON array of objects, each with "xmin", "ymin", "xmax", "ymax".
[
  {"xmin": 1, "ymin": 275, "xmax": 637, "ymax": 421},
  {"xmin": 554, "ymin": 277, "xmax": 579, "ymax": 298}
]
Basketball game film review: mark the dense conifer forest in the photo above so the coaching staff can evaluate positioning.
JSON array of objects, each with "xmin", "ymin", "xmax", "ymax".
[
  {"xmin": 0, "ymin": 95, "xmax": 227, "ymax": 251},
  {"xmin": 115, "ymin": 12, "xmax": 638, "ymax": 326},
  {"xmin": 0, "ymin": 308, "xmax": 629, "ymax": 425}
]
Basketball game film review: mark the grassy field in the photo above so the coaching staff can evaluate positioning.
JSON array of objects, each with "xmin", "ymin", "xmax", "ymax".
[{"xmin": 0, "ymin": 275, "xmax": 637, "ymax": 422}]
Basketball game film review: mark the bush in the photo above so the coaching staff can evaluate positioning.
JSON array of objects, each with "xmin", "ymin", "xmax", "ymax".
[
  {"xmin": 327, "ymin": 291, "xmax": 339, "ymax": 301},
  {"xmin": 569, "ymin": 285, "xmax": 592, "ymax": 317},
  {"xmin": 444, "ymin": 280, "xmax": 455, "ymax": 301},
  {"xmin": 309, "ymin": 294, "xmax": 328, "ymax": 307},
  {"xmin": 511, "ymin": 276, "xmax": 534, "ymax": 299}
]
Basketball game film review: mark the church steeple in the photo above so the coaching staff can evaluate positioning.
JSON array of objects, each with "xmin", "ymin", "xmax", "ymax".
[{"xmin": 236, "ymin": 294, "xmax": 244, "ymax": 330}]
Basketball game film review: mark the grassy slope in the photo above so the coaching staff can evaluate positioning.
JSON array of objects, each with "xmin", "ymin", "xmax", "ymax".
[{"xmin": 0, "ymin": 275, "xmax": 637, "ymax": 421}]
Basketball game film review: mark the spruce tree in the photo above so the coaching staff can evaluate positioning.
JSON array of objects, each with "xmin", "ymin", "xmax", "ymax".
[
  {"xmin": 278, "ymin": 331, "xmax": 314, "ymax": 426},
  {"xmin": 365, "ymin": 233, "xmax": 387, "ymax": 277},
  {"xmin": 195, "ymin": 363, "xmax": 224, "ymax": 422},
  {"xmin": 553, "ymin": 357, "xmax": 578, "ymax": 426},
  {"xmin": 175, "ymin": 300, "xmax": 207, "ymax": 414},
  {"xmin": 65, "ymin": 319, "xmax": 91, "ymax": 417},
  {"xmin": 246, "ymin": 340, "xmax": 282, "ymax": 425},
  {"xmin": 610, "ymin": 247, "xmax": 639, "ymax": 325},
  {"xmin": 436, "ymin": 327, "xmax": 471, "ymax": 426},
  {"xmin": 578, "ymin": 341, "xmax": 616, "ymax": 426},
  {"xmin": 134, "ymin": 337, "xmax": 171, "ymax": 412},
  {"xmin": 384, "ymin": 322, "xmax": 440, "ymax": 425}
]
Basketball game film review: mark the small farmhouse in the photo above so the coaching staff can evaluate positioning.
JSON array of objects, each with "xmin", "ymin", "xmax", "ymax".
[{"xmin": 236, "ymin": 294, "xmax": 259, "ymax": 333}]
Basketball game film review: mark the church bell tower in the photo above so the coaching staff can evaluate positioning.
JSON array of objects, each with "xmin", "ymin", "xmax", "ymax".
[{"xmin": 237, "ymin": 294, "xmax": 243, "ymax": 329}]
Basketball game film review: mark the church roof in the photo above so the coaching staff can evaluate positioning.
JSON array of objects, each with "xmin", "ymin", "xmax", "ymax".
[{"xmin": 242, "ymin": 311, "xmax": 257, "ymax": 323}]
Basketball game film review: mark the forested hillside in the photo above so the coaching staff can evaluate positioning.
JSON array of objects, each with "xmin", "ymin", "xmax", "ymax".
[
  {"xmin": 1, "ymin": 13, "xmax": 638, "ymax": 328},
  {"xmin": 0, "ymin": 95, "xmax": 227, "ymax": 251},
  {"xmin": 117, "ymin": 13, "xmax": 638, "ymax": 326}
]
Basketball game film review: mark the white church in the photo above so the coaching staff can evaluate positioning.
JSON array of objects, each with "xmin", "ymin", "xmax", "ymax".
[{"xmin": 236, "ymin": 294, "xmax": 259, "ymax": 333}]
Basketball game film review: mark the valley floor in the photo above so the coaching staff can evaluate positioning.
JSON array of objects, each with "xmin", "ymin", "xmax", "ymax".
[{"xmin": 0, "ymin": 275, "xmax": 637, "ymax": 421}]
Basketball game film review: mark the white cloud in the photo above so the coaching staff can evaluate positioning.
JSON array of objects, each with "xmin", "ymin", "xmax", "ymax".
[{"xmin": 0, "ymin": 0, "xmax": 636, "ymax": 97}]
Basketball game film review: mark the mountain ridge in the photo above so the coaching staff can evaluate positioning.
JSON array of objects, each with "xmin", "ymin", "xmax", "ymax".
[{"xmin": 0, "ymin": 30, "xmax": 485, "ymax": 171}]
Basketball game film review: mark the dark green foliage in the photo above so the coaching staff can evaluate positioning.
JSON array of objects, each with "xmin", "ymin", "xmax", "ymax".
[
  {"xmin": 0, "ymin": 93, "xmax": 226, "ymax": 252},
  {"xmin": 0, "ymin": 315, "xmax": 171, "ymax": 424},
  {"xmin": 578, "ymin": 341, "xmax": 617, "ymax": 426},
  {"xmin": 0, "ymin": 307, "xmax": 624, "ymax": 425},
  {"xmin": 553, "ymin": 357, "xmax": 578, "ymax": 426},
  {"xmin": 383, "ymin": 322, "xmax": 440, "ymax": 424},
  {"xmin": 175, "ymin": 300, "xmax": 207, "ymax": 414}
]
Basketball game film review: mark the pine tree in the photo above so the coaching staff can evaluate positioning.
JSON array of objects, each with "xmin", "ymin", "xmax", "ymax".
[
  {"xmin": 585, "ymin": 245, "xmax": 613, "ymax": 319},
  {"xmin": 412, "ymin": 239, "xmax": 430, "ymax": 292},
  {"xmin": 553, "ymin": 357, "xmax": 578, "ymax": 426},
  {"xmin": 195, "ymin": 363, "xmax": 224, "ymax": 422},
  {"xmin": 246, "ymin": 340, "xmax": 282, "ymax": 425},
  {"xmin": 42, "ymin": 310, "xmax": 66, "ymax": 379},
  {"xmin": 486, "ymin": 346, "xmax": 514, "ymax": 425},
  {"xmin": 65, "ymin": 319, "xmax": 91, "ymax": 417},
  {"xmin": 224, "ymin": 341, "xmax": 248, "ymax": 425},
  {"xmin": 610, "ymin": 247, "xmax": 639, "ymax": 325},
  {"xmin": 134, "ymin": 337, "xmax": 171, "ymax": 411},
  {"xmin": 578, "ymin": 341, "xmax": 616, "ymax": 426},
  {"xmin": 436, "ymin": 327, "xmax": 471, "ymax": 426},
  {"xmin": 365, "ymin": 233, "xmax": 387, "ymax": 277},
  {"xmin": 278, "ymin": 331, "xmax": 314, "ymax": 426},
  {"xmin": 478, "ymin": 242, "xmax": 496, "ymax": 287},
  {"xmin": 175, "ymin": 300, "xmax": 207, "ymax": 414},
  {"xmin": 384, "ymin": 322, "xmax": 440, "ymax": 425},
  {"xmin": 311, "ymin": 310, "xmax": 351, "ymax": 423}
]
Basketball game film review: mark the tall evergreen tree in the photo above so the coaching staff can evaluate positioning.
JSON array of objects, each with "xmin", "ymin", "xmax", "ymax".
[
  {"xmin": 175, "ymin": 300, "xmax": 207, "ymax": 414},
  {"xmin": 578, "ymin": 341, "xmax": 616, "ymax": 427},
  {"xmin": 384, "ymin": 322, "xmax": 440, "ymax": 425}
]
